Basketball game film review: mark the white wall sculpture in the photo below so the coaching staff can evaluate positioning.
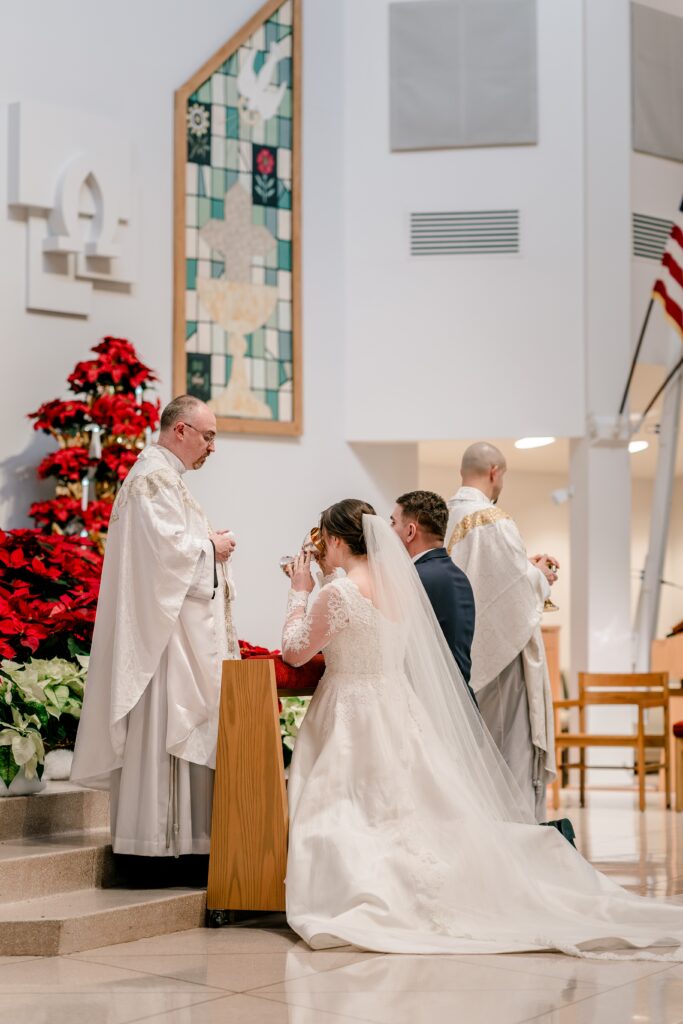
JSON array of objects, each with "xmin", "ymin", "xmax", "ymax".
[{"xmin": 7, "ymin": 101, "xmax": 135, "ymax": 317}]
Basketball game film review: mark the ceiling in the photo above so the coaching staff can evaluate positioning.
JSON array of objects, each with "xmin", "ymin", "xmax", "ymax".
[{"xmin": 419, "ymin": 363, "xmax": 683, "ymax": 481}]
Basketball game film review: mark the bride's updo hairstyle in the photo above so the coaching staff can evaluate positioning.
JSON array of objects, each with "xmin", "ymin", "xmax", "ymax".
[{"xmin": 319, "ymin": 499, "xmax": 376, "ymax": 556}]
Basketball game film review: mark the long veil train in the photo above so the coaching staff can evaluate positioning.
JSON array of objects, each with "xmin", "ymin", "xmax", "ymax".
[{"xmin": 365, "ymin": 514, "xmax": 536, "ymax": 826}]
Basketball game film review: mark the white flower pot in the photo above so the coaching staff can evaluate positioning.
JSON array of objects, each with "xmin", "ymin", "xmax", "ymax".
[
  {"xmin": 43, "ymin": 749, "xmax": 73, "ymax": 781},
  {"xmin": 0, "ymin": 767, "xmax": 46, "ymax": 797}
]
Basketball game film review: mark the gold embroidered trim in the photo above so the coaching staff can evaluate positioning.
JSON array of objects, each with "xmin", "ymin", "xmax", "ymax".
[
  {"xmin": 447, "ymin": 507, "xmax": 512, "ymax": 553},
  {"xmin": 110, "ymin": 469, "xmax": 204, "ymax": 523},
  {"xmin": 223, "ymin": 580, "xmax": 241, "ymax": 660}
]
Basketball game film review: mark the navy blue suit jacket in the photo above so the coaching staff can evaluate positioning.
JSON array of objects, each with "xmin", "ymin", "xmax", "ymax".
[{"xmin": 414, "ymin": 547, "xmax": 477, "ymax": 706}]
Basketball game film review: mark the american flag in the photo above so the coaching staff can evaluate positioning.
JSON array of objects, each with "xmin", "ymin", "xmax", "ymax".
[{"xmin": 653, "ymin": 197, "xmax": 683, "ymax": 337}]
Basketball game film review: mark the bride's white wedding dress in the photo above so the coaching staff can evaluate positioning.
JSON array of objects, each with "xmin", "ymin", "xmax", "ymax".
[{"xmin": 282, "ymin": 516, "xmax": 683, "ymax": 959}]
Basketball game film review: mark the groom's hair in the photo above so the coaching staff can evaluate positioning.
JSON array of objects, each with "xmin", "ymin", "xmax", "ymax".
[{"xmin": 395, "ymin": 491, "xmax": 449, "ymax": 541}]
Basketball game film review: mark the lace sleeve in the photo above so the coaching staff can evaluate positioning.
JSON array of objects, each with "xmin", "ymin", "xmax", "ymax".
[{"xmin": 282, "ymin": 583, "xmax": 350, "ymax": 667}]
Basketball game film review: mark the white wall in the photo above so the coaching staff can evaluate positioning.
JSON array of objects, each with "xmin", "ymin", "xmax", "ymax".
[
  {"xmin": 1, "ymin": 0, "xmax": 681, "ymax": 654},
  {"xmin": 343, "ymin": 0, "xmax": 585, "ymax": 442},
  {"xmin": 0, "ymin": 0, "xmax": 417, "ymax": 648}
]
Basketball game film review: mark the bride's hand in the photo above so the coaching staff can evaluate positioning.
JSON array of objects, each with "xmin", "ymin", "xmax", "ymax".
[{"xmin": 290, "ymin": 550, "xmax": 315, "ymax": 593}]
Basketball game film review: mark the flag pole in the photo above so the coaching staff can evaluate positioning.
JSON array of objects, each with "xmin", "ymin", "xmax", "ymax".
[
  {"xmin": 618, "ymin": 297, "xmax": 654, "ymax": 416},
  {"xmin": 632, "ymin": 337, "xmax": 683, "ymax": 670},
  {"xmin": 634, "ymin": 352, "xmax": 683, "ymax": 434}
]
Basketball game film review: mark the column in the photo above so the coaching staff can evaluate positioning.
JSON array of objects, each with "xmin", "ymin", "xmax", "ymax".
[{"xmin": 569, "ymin": 1, "xmax": 633, "ymax": 778}]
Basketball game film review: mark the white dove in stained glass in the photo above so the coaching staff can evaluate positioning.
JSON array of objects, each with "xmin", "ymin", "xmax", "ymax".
[{"xmin": 237, "ymin": 37, "xmax": 289, "ymax": 124}]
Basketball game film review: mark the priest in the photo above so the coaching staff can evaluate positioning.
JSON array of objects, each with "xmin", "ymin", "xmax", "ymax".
[
  {"xmin": 71, "ymin": 395, "xmax": 240, "ymax": 857},
  {"xmin": 445, "ymin": 442, "xmax": 556, "ymax": 821}
]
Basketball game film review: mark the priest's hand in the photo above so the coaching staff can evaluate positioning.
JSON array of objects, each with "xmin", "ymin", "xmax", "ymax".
[
  {"xmin": 530, "ymin": 553, "xmax": 559, "ymax": 585},
  {"xmin": 210, "ymin": 530, "xmax": 236, "ymax": 563},
  {"xmin": 289, "ymin": 549, "xmax": 315, "ymax": 593}
]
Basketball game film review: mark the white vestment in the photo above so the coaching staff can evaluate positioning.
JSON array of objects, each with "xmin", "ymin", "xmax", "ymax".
[
  {"xmin": 71, "ymin": 444, "xmax": 240, "ymax": 855},
  {"xmin": 445, "ymin": 486, "xmax": 555, "ymax": 819}
]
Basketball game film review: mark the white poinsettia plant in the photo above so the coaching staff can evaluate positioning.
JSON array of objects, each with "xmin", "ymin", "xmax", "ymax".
[
  {"xmin": 0, "ymin": 656, "xmax": 88, "ymax": 786},
  {"xmin": 0, "ymin": 708, "xmax": 45, "ymax": 782},
  {"xmin": 280, "ymin": 695, "xmax": 311, "ymax": 766}
]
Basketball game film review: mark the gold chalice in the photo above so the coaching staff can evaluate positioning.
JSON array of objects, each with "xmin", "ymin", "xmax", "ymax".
[
  {"xmin": 543, "ymin": 560, "xmax": 559, "ymax": 612},
  {"xmin": 280, "ymin": 527, "xmax": 326, "ymax": 575}
]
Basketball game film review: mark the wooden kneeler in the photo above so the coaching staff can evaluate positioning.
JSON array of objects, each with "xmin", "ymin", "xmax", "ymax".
[{"xmin": 206, "ymin": 659, "xmax": 315, "ymax": 924}]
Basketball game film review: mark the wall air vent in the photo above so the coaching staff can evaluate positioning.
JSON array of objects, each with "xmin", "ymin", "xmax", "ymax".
[
  {"xmin": 410, "ymin": 210, "xmax": 520, "ymax": 257},
  {"xmin": 632, "ymin": 213, "xmax": 673, "ymax": 261}
]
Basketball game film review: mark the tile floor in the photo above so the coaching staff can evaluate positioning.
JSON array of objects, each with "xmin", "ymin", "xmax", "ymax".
[{"xmin": 6, "ymin": 790, "xmax": 683, "ymax": 1023}]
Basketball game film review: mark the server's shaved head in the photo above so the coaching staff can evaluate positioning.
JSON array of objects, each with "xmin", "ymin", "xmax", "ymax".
[
  {"xmin": 460, "ymin": 442, "xmax": 507, "ymax": 501},
  {"xmin": 460, "ymin": 442, "xmax": 506, "ymax": 476}
]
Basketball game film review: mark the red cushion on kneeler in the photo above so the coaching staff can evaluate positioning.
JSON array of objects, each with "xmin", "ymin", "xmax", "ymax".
[
  {"xmin": 238, "ymin": 640, "xmax": 325, "ymax": 689},
  {"xmin": 674, "ymin": 721, "xmax": 683, "ymax": 739}
]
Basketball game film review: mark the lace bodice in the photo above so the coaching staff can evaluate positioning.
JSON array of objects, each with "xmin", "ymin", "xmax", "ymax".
[{"xmin": 282, "ymin": 577, "xmax": 396, "ymax": 676}]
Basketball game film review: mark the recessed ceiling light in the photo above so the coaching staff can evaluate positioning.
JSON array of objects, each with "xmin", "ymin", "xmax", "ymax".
[
  {"xmin": 628, "ymin": 440, "xmax": 649, "ymax": 454},
  {"xmin": 514, "ymin": 437, "xmax": 556, "ymax": 450}
]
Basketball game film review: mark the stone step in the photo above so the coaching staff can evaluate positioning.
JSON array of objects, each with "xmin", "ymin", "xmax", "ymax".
[
  {"xmin": 0, "ymin": 886, "xmax": 207, "ymax": 956},
  {"xmin": 0, "ymin": 830, "xmax": 115, "ymax": 902},
  {"xmin": 0, "ymin": 783, "xmax": 208, "ymax": 956},
  {"xmin": 0, "ymin": 782, "xmax": 109, "ymax": 841}
]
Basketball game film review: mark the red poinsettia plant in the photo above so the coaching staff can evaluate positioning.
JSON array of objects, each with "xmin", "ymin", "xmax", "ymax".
[
  {"xmin": 90, "ymin": 394, "xmax": 159, "ymax": 439},
  {"xmin": 26, "ymin": 337, "xmax": 160, "ymax": 544},
  {"xmin": 0, "ymin": 336, "xmax": 159, "ymax": 669},
  {"xmin": 29, "ymin": 498, "xmax": 114, "ymax": 536},
  {"xmin": 37, "ymin": 447, "xmax": 94, "ymax": 483},
  {"xmin": 0, "ymin": 530, "xmax": 102, "ymax": 662},
  {"xmin": 98, "ymin": 443, "xmax": 139, "ymax": 482},
  {"xmin": 0, "ymin": 336, "xmax": 160, "ymax": 773},
  {"xmin": 30, "ymin": 399, "xmax": 91, "ymax": 436},
  {"xmin": 67, "ymin": 337, "xmax": 158, "ymax": 394}
]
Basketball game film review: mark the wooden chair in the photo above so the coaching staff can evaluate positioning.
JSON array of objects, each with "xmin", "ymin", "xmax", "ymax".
[
  {"xmin": 553, "ymin": 672, "xmax": 670, "ymax": 812},
  {"xmin": 674, "ymin": 722, "xmax": 683, "ymax": 813}
]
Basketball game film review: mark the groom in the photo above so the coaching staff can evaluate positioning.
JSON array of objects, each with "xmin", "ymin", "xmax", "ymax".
[{"xmin": 391, "ymin": 490, "xmax": 477, "ymax": 707}]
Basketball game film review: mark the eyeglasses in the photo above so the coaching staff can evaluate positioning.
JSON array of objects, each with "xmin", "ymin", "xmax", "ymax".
[{"xmin": 182, "ymin": 421, "xmax": 216, "ymax": 444}]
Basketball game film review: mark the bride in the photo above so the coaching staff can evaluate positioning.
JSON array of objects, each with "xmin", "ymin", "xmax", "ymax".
[{"xmin": 281, "ymin": 498, "xmax": 683, "ymax": 960}]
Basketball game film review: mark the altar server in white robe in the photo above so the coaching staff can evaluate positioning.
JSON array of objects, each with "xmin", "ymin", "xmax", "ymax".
[
  {"xmin": 71, "ymin": 395, "xmax": 240, "ymax": 856},
  {"xmin": 445, "ymin": 442, "xmax": 557, "ymax": 821}
]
